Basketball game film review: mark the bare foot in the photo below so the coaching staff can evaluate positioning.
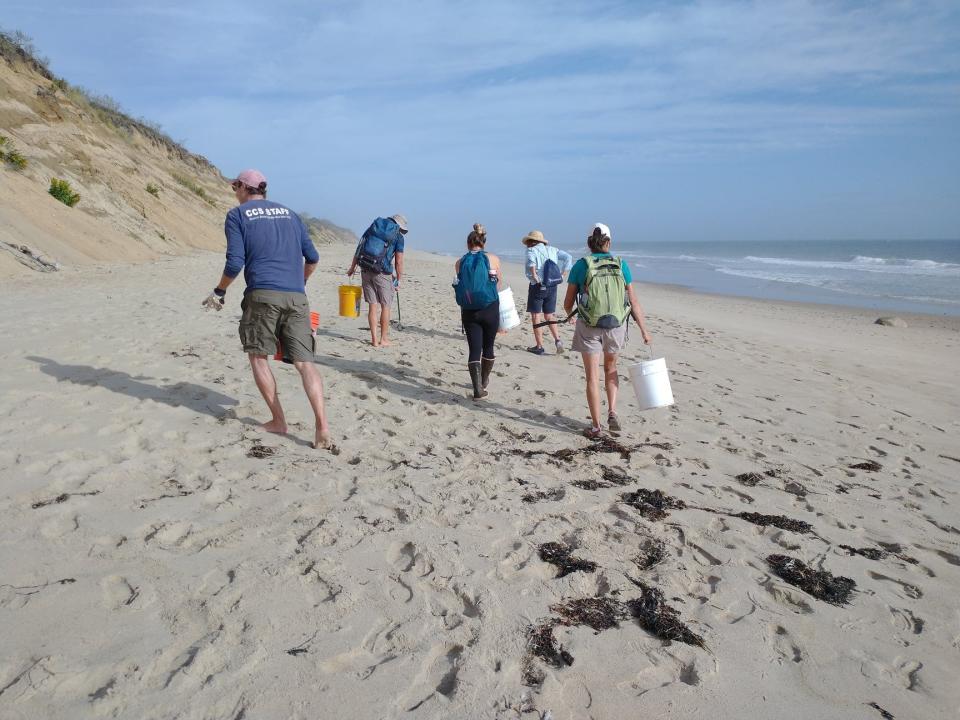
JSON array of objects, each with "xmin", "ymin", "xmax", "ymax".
[
  {"xmin": 313, "ymin": 429, "xmax": 333, "ymax": 449},
  {"xmin": 370, "ymin": 339, "xmax": 380, "ymax": 347},
  {"xmin": 262, "ymin": 418, "xmax": 287, "ymax": 434},
  {"xmin": 379, "ymin": 339, "xmax": 392, "ymax": 347}
]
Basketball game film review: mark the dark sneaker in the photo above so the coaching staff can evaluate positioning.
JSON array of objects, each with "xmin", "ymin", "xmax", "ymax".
[
  {"xmin": 608, "ymin": 413, "xmax": 622, "ymax": 433},
  {"xmin": 527, "ymin": 346, "xmax": 546, "ymax": 355},
  {"xmin": 583, "ymin": 425, "xmax": 603, "ymax": 439},
  {"xmin": 555, "ymin": 339, "xmax": 565, "ymax": 354}
]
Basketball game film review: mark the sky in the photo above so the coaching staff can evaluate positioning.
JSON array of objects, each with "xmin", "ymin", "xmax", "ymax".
[{"xmin": 3, "ymin": 0, "xmax": 960, "ymax": 249}]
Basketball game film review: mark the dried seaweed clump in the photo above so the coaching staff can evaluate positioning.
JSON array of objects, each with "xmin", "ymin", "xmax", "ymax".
[
  {"xmin": 624, "ymin": 582, "xmax": 705, "ymax": 647},
  {"xmin": 521, "ymin": 487, "xmax": 566, "ymax": 504},
  {"xmin": 550, "ymin": 597, "xmax": 624, "ymax": 631},
  {"xmin": 839, "ymin": 545, "xmax": 887, "ymax": 561},
  {"xmin": 735, "ymin": 472, "xmax": 765, "ymax": 486},
  {"xmin": 767, "ymin": 554, "xmax": 856, "ymax": 606},
  {"xmin": 634, "ymin": 539, "xmax": 667, "ymax": 570},
  {"xmin": 734, "ymin": 512, "xmax": 812, "ymax": 534},
  {"xmin": 620, "ymin": 489, "xmax": 686, "ymax": 520},
  {"xmin": 601, "ymin": 466, "xmax": 634, "ymax": 486},
  {"xmin": 571, "ymin": 478, "xmax": 610, "ymax": 491},
  {"xmin": 849, "ymin": 460, "xmax": 882, "ymax": 472},
  {"xmin": 526, "ymin": 622, "xmax": 572, "ymax": 671},
  {"xmin": 247, "ymin": 444, "xmax": 275, "ymax": 459},
  {"xmin": 537, "ymin": 542, "xmax": 597, "ymax": 578}
]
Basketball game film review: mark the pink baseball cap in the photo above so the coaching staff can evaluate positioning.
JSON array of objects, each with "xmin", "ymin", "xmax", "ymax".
[{"xmin": 230, "ymin": 169, "xmax": 267, "ymax": 189}]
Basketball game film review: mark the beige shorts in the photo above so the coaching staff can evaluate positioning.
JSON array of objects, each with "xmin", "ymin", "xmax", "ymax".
[
  {"xmin": 571, "ymin": 320, "xmax": 628, "ymax": 354},
  {"xmin": 361, "ymin": 268, "xmax": 395, "ymax": 307},
  {"xmin": 239, "ymin": 289, "xmax": 314, "ymax": 361}
]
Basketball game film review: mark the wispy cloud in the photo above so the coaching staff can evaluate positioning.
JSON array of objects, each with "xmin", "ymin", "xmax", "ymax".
[{"xmin": 6, "ymin": 0, "xmax": 960, "ymax": 240}]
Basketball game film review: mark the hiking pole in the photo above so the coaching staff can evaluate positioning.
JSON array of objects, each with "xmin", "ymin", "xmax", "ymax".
[
  {"xmin": 533, "ymin": 308, "xmax": 578, "ymax": 329},
  {"xmin": 394, "ymin": 282, "xmax": 403, "ymax": 330}
]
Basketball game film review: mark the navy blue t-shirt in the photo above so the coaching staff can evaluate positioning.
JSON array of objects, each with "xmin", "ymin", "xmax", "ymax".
[{"xmin": 223, "ymin": 199, "xmax": 319, "ymax": 294}]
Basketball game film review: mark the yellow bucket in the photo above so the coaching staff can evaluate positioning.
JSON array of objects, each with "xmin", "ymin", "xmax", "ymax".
[{"xmin": 338, "ymin": 284, "xmax": 362, "ymax": 318}]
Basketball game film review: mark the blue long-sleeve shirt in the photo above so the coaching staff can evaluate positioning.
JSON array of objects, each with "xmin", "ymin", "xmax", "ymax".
[{"xmin": 223, "ymin": 199, "xmax": 319, "ymax": 294}]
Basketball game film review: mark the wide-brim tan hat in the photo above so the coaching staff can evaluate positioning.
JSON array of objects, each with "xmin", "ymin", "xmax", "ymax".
[{"xmin": 522, "ymin": 230, "xmax": 547, "ymax": 245}]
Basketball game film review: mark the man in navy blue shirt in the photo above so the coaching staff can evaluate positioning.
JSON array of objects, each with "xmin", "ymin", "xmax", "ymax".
[{"xmin": 202, "ymin": 169, "xmax": 332, "ymax": 449}]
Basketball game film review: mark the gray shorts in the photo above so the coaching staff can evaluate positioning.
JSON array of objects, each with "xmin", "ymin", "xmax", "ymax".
[
  {"xmin": 239, "ymin": 289, "xmax": 314, "ymax": 362},
  {"xmin": 361, "ymin": 268, "xmax": 395, "ymax": 307},
  {"xmin": 571, "ymin": 320, "xmax": 628, "ymax": 354}
]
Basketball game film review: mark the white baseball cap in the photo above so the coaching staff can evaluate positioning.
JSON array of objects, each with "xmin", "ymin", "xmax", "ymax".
[{"xmin": 592, "ymin": 222, "xmax": 611, "ymax": 239}]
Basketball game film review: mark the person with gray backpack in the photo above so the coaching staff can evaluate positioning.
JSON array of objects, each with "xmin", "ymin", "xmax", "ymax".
[
  {"xmin": 522, "ymin": 230, "xmax": 573, "ymax": 355},
  {"xmin": 563, "ymin": 223, "xmax": 652, "ymax": 438}
]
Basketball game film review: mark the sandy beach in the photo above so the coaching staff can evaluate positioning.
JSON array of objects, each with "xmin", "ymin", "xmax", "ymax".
[{"xmin": 1, "ymin": 245, "xmax": 958, "ymax": 720}]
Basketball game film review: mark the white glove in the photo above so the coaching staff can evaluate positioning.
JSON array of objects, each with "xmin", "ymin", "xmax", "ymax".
[{"xmin": 202, "ymin": 290, "xmax": 225, "ymax": 311}]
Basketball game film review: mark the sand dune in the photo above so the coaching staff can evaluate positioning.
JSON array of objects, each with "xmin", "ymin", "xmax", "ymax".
[{"xmin": 1, "ymin": 247, "xmax": 958, "ymax": 719}]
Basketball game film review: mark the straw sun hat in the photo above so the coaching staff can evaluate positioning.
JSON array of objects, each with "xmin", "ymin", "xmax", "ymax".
[{"xmin": 522, "ymin": 230, "xmax": 548, "ymax": 245}]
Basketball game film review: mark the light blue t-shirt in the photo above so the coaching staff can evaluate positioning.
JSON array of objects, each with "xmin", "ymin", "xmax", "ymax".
[
  {"xmin": 524, "ymin": 244, "xmax": 573, "ymax": 283},
  {"xmin": 567, "ymin": 253, "xmax": 633, "ymax": 288}
]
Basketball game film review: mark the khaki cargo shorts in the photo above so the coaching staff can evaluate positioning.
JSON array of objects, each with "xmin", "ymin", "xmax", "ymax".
[
  {"xmin": 571, "ymin": 320, "xmax": 628, "ymax": 355},
  {"xmin": 239, "ymin": 289, "xmax": 314, "ymax": 362},
  {"xmin": 361, "ymin": 268, "xmax": 395, "ymax": 307}
]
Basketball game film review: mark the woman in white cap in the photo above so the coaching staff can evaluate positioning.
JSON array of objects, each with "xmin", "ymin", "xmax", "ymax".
[
  {"xmin": 563, "ymin": 223, "xmax": 652, "ymax": 438},
  {"xmin": 522, "ymin": 230, "xmax": 573, "ymax": 355}
]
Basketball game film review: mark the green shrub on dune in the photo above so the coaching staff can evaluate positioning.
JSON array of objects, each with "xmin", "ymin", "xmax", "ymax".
[
  {"xmin": 49, "ymin": 178, "xmax": 80, "ymax": 207},
  {"xmin": 0, "ymin": 135, "xmax": 28, "ymax": 170}
]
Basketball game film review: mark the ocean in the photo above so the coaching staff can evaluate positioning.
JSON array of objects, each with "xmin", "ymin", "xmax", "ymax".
[{"xmin": 498, "ymin": 239, "xmax": 960, "ymax": 316}]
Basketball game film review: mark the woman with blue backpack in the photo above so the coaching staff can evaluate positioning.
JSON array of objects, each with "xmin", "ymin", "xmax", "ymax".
[
  {"xmin": 563, "ymin": 223, "xmax": 652, "ymax": 438},
  {"xmin": 454, "ymin": 223, "xmax": 502, "ymax": 399},
  {"xmin": 522, "ymin": 230, "xmax": 573, "ymax": 355}
]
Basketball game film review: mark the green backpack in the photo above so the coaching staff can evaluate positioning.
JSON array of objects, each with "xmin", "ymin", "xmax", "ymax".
[{"xmin": 579, "ymin": 255, "xmax": 630, "ymax": 328}]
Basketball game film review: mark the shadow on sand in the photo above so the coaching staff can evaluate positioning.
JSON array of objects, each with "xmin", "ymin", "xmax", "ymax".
[
  {"xmin": 28, "ymin": 355, "xmax": 242, "ymax": 421},
  {"xmin": 312, "ymin": 353, "xmax": 582, "ymax": 436}
]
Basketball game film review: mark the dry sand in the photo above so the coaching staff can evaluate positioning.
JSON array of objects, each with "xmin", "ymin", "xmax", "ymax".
[{"xmin": 1, "ymin": 246, "xmax": 958, "ymax": 720}]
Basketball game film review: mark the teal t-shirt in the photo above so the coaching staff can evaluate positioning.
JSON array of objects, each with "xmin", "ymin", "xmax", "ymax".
[{"xmin": 567, "ymin": 253, "xmax": 632, "ymax": 288}]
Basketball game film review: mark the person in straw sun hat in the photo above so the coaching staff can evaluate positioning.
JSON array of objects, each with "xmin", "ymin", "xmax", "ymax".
[{"xmin": 522, "ymin": 230, "xmax": 573, "ymax": 355}]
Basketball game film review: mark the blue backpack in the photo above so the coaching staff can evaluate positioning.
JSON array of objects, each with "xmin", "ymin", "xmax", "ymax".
[
  {"xmin": 357, "ymin": 217, "xmax": 400, "ymax": 272},
  {"xmin": 541, "ymin": 256, "xmax": 563, "ymax": 287},
  {"xmin": 455, "ymin": 252, "xmax": 498, "ymax": 310}
]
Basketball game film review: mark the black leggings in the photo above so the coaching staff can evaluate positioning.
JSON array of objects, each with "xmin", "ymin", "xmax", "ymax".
[{"xmin": 462, "ymin": 300, "xmax": 499, "ymax": 363}]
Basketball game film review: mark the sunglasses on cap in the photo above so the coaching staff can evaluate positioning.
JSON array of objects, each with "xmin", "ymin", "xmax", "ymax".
[{"xmin": 231, "ymin": 180, "xmax": 244, "ymax": 190}]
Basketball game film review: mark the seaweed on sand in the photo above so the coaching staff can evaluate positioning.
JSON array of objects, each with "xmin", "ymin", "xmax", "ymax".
[
  {"xmin": 601, "ymin": 465, "xmax": 634, "ymax": 486},
  {"xmin": 571, "ymin": 478, "xmax": 611, "ymax": 490},
  {"xmin": 247, "ymin": 444, "xmax": 275, "ymax": 459},
  {"xmin": 550, "ymin": 597, "xmax": 624, "ymax": 631},
  {"xmin": 767, "ymin": 554, "xmax": 856, "ymax": 606},
  {"xmin": 849, "ymin": 460, "xmax": 882, "ymax": 472},
  {"xmin": 571, "ymin": 466, "xmax": 633, "ymax": 490},
  {"xmin": 521, "ymin": 487, "xmax": 565, "ymax": 503},
  {"xmin": 734, "ymin": 512, "xmax": 812, "ymax": 534},
  {"xmin": 537, "ymin": 542, "xmax": 597, "ymax": 578},
  {"xmin": 620, "ymin": 489, "xmax": 686, "ymax": 520},
  {"xmin": 624, "ymin": 582, "xmax": 705, "ymax": 647},
  {"xmin": 526, "ymin": 622, "xmax": 573, "ymax": 670},
  {"xmin": 735, "ymin": 472, "xmax": 765, "ymax": 486},
  {"xmin": 633, "ymin": 539, "xmax": 667, "ymax": 570},
  {"xmin": 839, "ymin": 544, "xmax": 887, "ymax": 561}
]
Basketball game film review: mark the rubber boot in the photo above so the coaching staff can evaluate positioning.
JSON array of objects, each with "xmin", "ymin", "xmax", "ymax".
[
  {"xmin": 468, "ymin": 362, "xmax": 487, "ymax": 399},
  {"xmin": 480, "ymin": 357, "xmax": 495, "ymax": 390}
]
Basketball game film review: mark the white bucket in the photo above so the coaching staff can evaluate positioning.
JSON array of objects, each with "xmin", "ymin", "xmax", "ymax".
[
  {"xmin": 629, "ymin": 357, "xmax": 675, "ymax": 410},
  {"xmin": 498, "ymin": 287, "xmax": 521, "ymax": 330}
]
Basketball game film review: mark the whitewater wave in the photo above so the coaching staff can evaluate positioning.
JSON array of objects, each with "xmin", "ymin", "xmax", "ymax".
[{"xmin": 742, "ymin": 255, "xmax": 960, "ymax": 275}]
